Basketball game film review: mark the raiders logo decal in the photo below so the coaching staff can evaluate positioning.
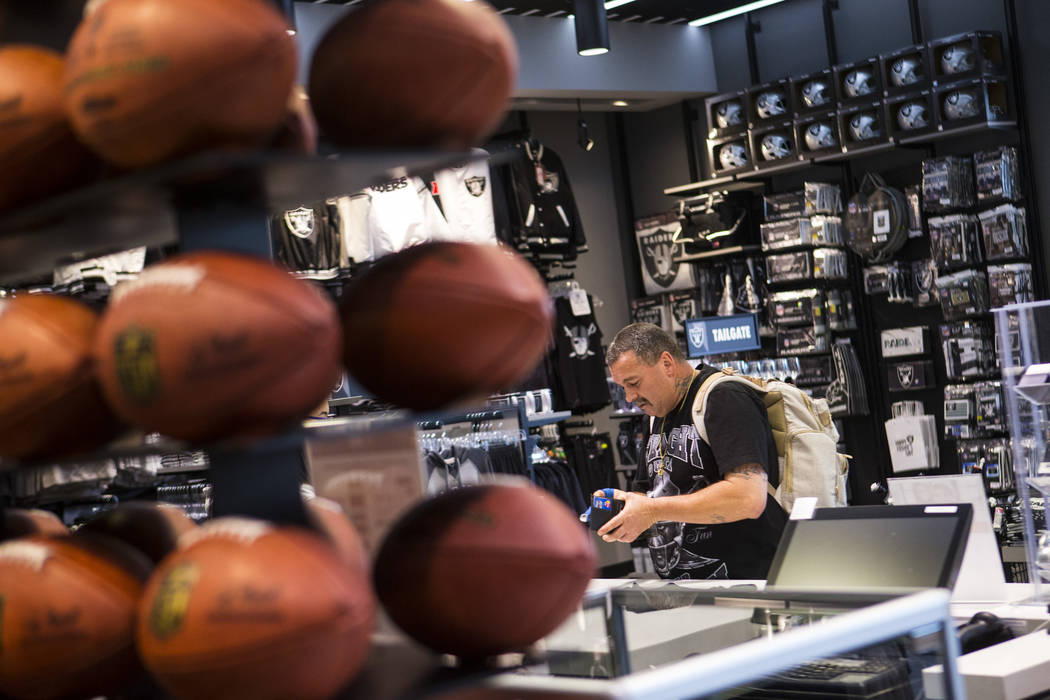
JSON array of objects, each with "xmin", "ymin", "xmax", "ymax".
[
  {"xmin": 639, "ymin": 229, "xmax": 682, "ymax": 288},
  {"xmin": 887, "ymin": 361, "xmax": 932, "ymax": 392}
]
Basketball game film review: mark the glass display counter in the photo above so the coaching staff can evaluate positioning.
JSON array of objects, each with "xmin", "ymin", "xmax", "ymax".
[{"xmin": 346, "ymin": 582, "xmax": 964, "ymax": 699}]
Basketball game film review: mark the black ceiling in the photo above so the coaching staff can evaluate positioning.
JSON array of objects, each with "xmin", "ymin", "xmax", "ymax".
[{"xmin": 305, "ymin": 1, "xmax": 771, "ymax": 26}]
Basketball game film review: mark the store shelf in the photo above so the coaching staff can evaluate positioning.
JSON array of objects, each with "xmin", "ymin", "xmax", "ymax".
[
  {"xmin": 745, "ymin": 158, "xmax": 814, "ymax": 177},
  {"xmin": 896, "ymin": 120, "xmax": 1017, "ymax": 145},
  {"xmin": 663, "ymin": 177, "xmax": 764, "ymax": 197},
  {"xmin": 673, "ymin": 244, "xmax": 762, "ymax": 263},
  {"xmin": 610, "ymin": 411, "xmax": 645, "ymax": 420},
  {"xmin": 814, "ymin": 142, "xmax": 896, "ymax": 163},
  {"xmin": 0, "ymin": 148, "xmax": 482, "ymax": 284}
]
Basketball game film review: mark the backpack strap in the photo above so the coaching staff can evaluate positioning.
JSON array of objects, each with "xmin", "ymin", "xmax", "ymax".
[{"xmin": 691, "ymin": 368, "xmax": 777, "ymax": 500}]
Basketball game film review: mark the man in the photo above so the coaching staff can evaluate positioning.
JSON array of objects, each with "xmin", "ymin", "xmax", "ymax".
[{"xmin": 598, "ymin": 323, "xmax": 786, "ymax": 580}]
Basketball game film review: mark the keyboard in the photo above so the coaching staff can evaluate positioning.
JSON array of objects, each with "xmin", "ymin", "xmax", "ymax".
[{"xmin": 738, "ymin": 656, "xmax": 913, "ymax": 699}]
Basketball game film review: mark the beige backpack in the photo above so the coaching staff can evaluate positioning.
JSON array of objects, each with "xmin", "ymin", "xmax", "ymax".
[{"xmin": 692, "ymin": 368, "xmax": 849, "ymax": 513}]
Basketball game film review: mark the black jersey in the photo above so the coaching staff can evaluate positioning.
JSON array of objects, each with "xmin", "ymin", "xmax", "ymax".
[
  {"xmin": 271, "ymin": 203, "xmax": 340, "ymax": 279},
  {"xmin": 633, "ymin": 366, "xmax": 786, "ymax": 580}
]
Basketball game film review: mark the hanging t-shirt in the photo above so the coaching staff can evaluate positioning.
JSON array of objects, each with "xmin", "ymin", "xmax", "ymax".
[
  {"xmin": 341, "ymin": 175, "xmax": 452, "ymax": 260},
  {"xmin": 633, "ymin": 366, "xmax": 786, "ymax": 580},
  {"xmin": 271, "ymin": 203, "xmax": 341, "ymax": 279},
  {"xmin": 551, "ymin": 296, "xmax": 610, "ymax": 414},
  {"xmin": 327, "ymin": 193, "xmax": 372, "ymax": 266},
  {"xmin": 433, "ymin": 149, "xmax": 498, "ymax": 245}
]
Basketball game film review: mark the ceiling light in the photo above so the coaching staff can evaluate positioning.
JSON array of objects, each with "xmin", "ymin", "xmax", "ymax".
[
  {"xmin": 604, "ymin": 0, "xmax": 635, "ymax": 8},
  {"xmin": 612, "ymin": 100, "xmax": 629, "ymax": 106},
  {"xmin": 573, "ymin": 0, "xmax": 610, "ymax": 56},
  {"xmin": 688, "ymin": 0, "xmax": 787, "ymax": 27},
  {"xmin": 577, "ymin": 99, "xmax": 595, "ymax": 152}
]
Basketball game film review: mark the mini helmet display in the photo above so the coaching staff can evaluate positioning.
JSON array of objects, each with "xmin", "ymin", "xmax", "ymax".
[
  {"xmin": 896, "ymin": 101, "xmax": 929, "ymax": 130},
  {"xmin": 801, "ymin": 79, "xmax": 831, "ymax": 108},
  {"xmin": 715, "ymin": 100, "xmax": 744, "ymax": 129},
  {"xmin": 755, "ymin": 90, "xmax": 787, "ymax": 119},
  {"xmin": 941, "ymin": 42, "xmax": 976, "ymax": 74},
  {"xmin": 718, "ymin": 142, "xmax": 749, "ymax": 169},
  {"xmin": 848, "ymin": 113, "xmax": 881, "ymax": 141},
  {"xmin": 890, "ymin": 55, "xmax": 924, "ymax": 87},
  {"xmin": 804, "ymin": 122, "xmax": 836, "ymax": 150},
  {"xmin": 943, "ymin": 89, "xmax": 981, "ymax": 120},
  {"xmin": 843, "ymin": 68, "xmax": 875, "ymax": 98},
  {"xmin": 760, "ymin": 133, "xmax": 792, "ymax": 160}
]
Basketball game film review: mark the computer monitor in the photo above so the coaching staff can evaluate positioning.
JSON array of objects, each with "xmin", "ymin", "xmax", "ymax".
[{"xmin": 765, "ymin": 504, "xmax": 973, "ymax": 592}]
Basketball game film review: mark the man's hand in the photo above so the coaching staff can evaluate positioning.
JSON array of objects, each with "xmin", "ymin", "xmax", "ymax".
[{"xmin": 594, "ymin": 489, "xmax": 655, "ymax": 543}]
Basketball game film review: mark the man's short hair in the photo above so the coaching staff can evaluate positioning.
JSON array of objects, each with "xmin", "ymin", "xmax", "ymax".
[{"xmin": 607, "ymin": 322, "xmax": 687, "ymax": 366}]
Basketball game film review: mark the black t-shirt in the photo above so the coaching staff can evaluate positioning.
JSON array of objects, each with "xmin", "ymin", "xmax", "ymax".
[{"xmin": 632, "ymin": 366, "xmax": 787, "ymax": 580}]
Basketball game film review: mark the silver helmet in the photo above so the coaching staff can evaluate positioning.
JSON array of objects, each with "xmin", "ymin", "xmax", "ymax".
[
  {"xmin": 941, "ymin": 43, "xmax": 976, "ymax": 75},
  {"xmin": 804, "ymin": 122, "xmax": 836, "ymax": 150},
  {"xmin": 801, "ymin": 79, "xmax": 831, "ymax": 108},
  {"xmin": 890, "ymin": 55, "xmax": 924, "ymax": 87},
  {"xmin": 755, "ymin": 90, "xmax": 788, "ymax": 119},
  {"xmin": 943, "ymin": 89, "xmax": 980, "ymax": 120},
  {"xmin": 718, "ymin": 142, "xmax": 749, "ymax": 169},
  {"xmin": 848, "ymin": 112, "xmax": 881, "ymax": 141},
  {"xmin": 714, "ymin": 100, "xmax": 744, "ymax": 129},
  {"xmin": 896, "ymin": 101, "xmax": 929, "ymax": 130},
  {"xmin": 760, "ymin": 133, "xmax": 792, "ymax": 160},
  {"xmin": 843, "ymin": 68, "xmax": 875, "ymax": 98}
]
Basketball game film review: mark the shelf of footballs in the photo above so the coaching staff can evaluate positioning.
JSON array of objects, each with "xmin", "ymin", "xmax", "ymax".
[{"xmin": 0, "ymin": 147, "xmax": 505, "ymax": 530}]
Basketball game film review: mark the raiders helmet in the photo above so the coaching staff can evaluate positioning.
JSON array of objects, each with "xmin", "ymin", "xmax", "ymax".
[
  {"xmin": 801, "ymin": 79, "xmax": 831, "ymax": 108},
  {"xmin": 760, "ymin": 133, "xmax": 792, "ymax": 160},
  {"xmin": 718, "ymin": 142, "xmax": 749, "ymax": 169},
  {"xmin": 843, "ymin": 68, "xmax": 875, "ymax": 98},
  {"xmin": 755, "ymin": 90, "xmax": 787, "ymax": 119},
  {"xmin": 896, "ymin": 101, "xmax": 929, "ymax": 130},
  {"xmin": 890, "ymin": 55, "xmax": 924, "ymax": 87},
  {"xmin": 943, "ymin": 89, "xmax": 981, "ymax": 120},
  {"xmin": 848, "ymin": 113, "xmax": 881, "ymax": 141},
  {"xmin": 714, "ymin": 100, "xmax": 744, "ymax": 129},
  {"xmin": 941, "ymin": 43, "xmax": 976, "ymax": 75},
  {"xmin": 804, "ymin": 122, "xmax": 837, "ymax": 151}
]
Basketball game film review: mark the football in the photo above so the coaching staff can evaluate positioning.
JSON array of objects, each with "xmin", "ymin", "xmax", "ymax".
[
  {"xmin": 0, "ymin": 45, "xmax": 96, "ymax": 210},
  {"xmin": 77, "ymin": 502, "xmax": 197, "ymax": 565},
  {"xmin": 93, "ymin": 251, "xmax": 342, "ymax": 442},
  {"xmin": 0, "ymin": 534, "xmax": 151, "ymax": 700},
  {"xmin": 340, "ymin": 242, "xmax": 552, "ymax": 410},
  {"xmin": 309, "ymin": 0, "xmax": 517, "ymax": 148},
  {"xmin": 63, "ymin": 0, "xmax": 296, "ymax": 168},
  {"xmin": 0, "ymin": 294, "xmax": 122, "ymax": 460},
  {"xmin": 138, "ymin": 518, "xmax": 375, "ymax": 700},
  {"xmin": 374, "ymin": 481, "xmax": 596, "ymax": 657}
]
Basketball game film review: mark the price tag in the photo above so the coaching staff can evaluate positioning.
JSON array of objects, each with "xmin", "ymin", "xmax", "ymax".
[{"xmin": 569, "ymin": 289, "xmax": 591, "ymax": 316}]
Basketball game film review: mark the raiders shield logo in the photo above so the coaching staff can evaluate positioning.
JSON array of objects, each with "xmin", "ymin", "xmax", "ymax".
[
  {"xmin": 465, "ymin": 176, "xmax": 486, "ymax": 197},
  {"xmin": 283, "ymin": 207, "xmax": 315, "ymax": 239},
  {"xmin": 688, "ymin": 325, "xmax": 707, "ymax": 352},
  {"xmin": 897, "ymin": 364, "xmax": 915, "ymax": 388},
  {"xmin": 640, "ymin": 230, "xmax": 681, "ymax": 288}
]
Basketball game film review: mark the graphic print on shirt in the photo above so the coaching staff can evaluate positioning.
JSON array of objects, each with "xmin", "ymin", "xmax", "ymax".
[
  {"xmin": 465, "ymin": 176, "xmax": 486, "ymax": 197},
  {"xmin": 283, "ymin": 207, "xmax": 315, "ymax": 239},
  {"xmin": 639, "ymin": 228, "xmax": 683, "ymax": 288},
  {"xmin": 565, "ymin": 323, "xmax": 597, "ymax": 359},
  {"xmin": 644, "ymin": 425, "xmax": 727, "ymax": 579}
]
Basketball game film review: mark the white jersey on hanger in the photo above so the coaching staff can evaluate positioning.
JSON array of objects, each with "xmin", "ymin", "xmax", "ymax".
[
  {"xmin": 365, "ymin": 175, "xmax": 452, "ymax": 258},
  {"xmin": 433, "ymin": 149, "xmax": 497, "ymax": 245}
]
